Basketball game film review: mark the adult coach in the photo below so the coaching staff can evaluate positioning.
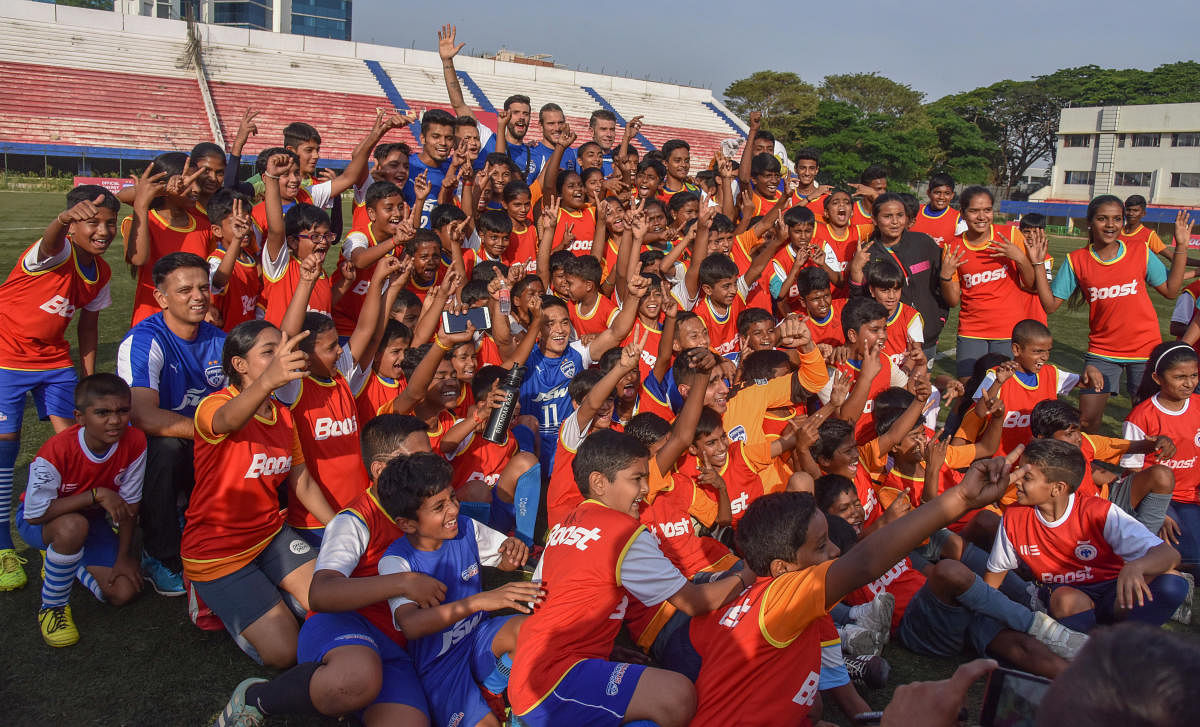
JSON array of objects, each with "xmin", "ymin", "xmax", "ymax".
[{"xmin": 117, "ymin": 252, "xmax": 225, "ymax": 595}]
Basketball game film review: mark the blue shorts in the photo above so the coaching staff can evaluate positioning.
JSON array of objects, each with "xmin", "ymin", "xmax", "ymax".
[
  {"xmin": 421, "ymin": 614, "xmax": 511, "ymax": 727},
  {"xmin": 955, "ymin": 337, "xmax": 1012, "ymax": 379},
  {"xmin": 898, "ymin": 584, "xmax": 1003, "ymax": 657},
  {"xmin": 1082, "ymin": 354, "xmax": 1147, "ymax": 397},
  {"xmin": 0, "ymin": 366, "xmax": 77, "ymax": 434},
  {"xmin": 298, "ymin": 611, "xmax": 429, "ymax": 714},
  {"xmin": 16, "ymin": 504, "xmax": 118, "ymax": 569},
  {"xmin": 515, "ymin": 659, "xmax": 646, "ymax": 727},
  {"xmin": 294, "ymin": 526, "xmax": 325, "ymax": 549}
]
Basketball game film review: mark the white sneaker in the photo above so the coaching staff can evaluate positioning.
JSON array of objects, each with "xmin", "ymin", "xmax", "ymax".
[
  {"xmin": 855, "ymin": 591, "xmax": 895, "ymax": 652},
  {"xmin": 839, "ymin": 624, "xmax": 877, "ymax": 658},
  {"xmin": 1171, "ymin": 571, "xmax": 1193, "ymax": 625},
  {"xmin": 1026, "ymin": 611, "xmax": 1088, "ymax": 659}
]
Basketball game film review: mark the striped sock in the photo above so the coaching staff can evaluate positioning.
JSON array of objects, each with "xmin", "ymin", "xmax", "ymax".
[
  {"xmin": 0, "ymin": 438, "xmax": 18, "ymax": 550},
  {"xmin": 41, "ymin": 546, "xmax": 82, "ymax": 609},
  {"xmin": 76, "ymin": 564, "xmax": 105, "ymax": 602}
]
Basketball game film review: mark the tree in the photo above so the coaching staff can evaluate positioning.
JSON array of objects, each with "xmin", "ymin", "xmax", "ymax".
[
  {"xmin": 819, "ymin": 73, "xmax": 925, "ymax": 119},
  {"xmin": 924, "ymin": 104, "xmax": 997, "ymax": 185},
  {"xmin": 723, "ymin": 71, "xmax": 819, "ymax": 145},
  {"xmin": 794, "ymin": 101, "xmax": 937, "ymax": 186}
]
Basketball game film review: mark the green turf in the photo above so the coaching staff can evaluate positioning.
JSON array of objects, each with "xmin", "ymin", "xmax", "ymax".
[{"xmin": 0, "ymin": 190, "xmax": 1193, "ymax": 725}]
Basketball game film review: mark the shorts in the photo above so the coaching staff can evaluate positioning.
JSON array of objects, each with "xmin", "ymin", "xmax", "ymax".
[
  {"xmin": 514, "ymin": 659, "xmax": 647, "ymax": 727},
  {"xmin": 898, "ymin": 584, "xmax": 1003, "ymax": 657},
  {"xmin": 298, "ymin": 611, "xmax": 429, "ymax": 714},
  {"xmin": 0, "ymin": 366, "xmax": 77, "ymax": 433},
  {"xmin": 1082, "ymin": 354, "xmax": 1147, "ymax": 397},
  {"xmin": 190, "ymin": 526, "xmax": 316, "ymax": 654},
  {"xmin": 16, "ymin": 504, "xmax": 118, "ymax": 569},
  {"xmin": 293, "ymin": 526, "xmax": 324, "ymax": 549},
  {"xmin": 955, "ymin": 337, "xmax": 1012, "ymax": 379},
  {"xmin": 1107, "ymin": 473, "xmax": 1134, "ymax": 514},
  {"xmin": 421, "ymin": 614, "xmax": 512, "ymax": 727}
]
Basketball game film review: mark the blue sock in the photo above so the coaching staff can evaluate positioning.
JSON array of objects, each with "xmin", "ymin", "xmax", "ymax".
[
  {"xmin": 0, "ymin": 438, "xmax": 18, "ymax": 550},
  {"xmin": 1059, "ymin": 609, "xmax": 1097, "ymax": 633},
  {"xmin": 481, "ymin": 652, "xmax": 512, "ymax": 693},
  {"xmin": 960, "ymin": 543, "xmax": 1030, "ymax": 604},
  {"xmin": 41, "ymin": 546, "xmax": 81, "ymax": 608},
  {"xmin": 76, "ymin": 564, "xmax": 105, "ymax": 602},
  {"xmin": 956, "ymin": 575, "xmax": 1035, "ymax": 632},
  {"xmin": 1126, "ymin": 573, "xmax": 1189, "ymax": 627},
  {"xmin": 829, "ymin": 601, "xmax": 852, "ymax": 627},
  {"xmin": 513, "ymin": 463, "xmax": 541, "ymax": 546},
  {"xmin": 459, "ymin": 500, "xmax": 492, "ymax": 523}
]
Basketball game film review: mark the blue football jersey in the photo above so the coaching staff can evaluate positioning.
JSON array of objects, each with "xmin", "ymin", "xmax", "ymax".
[
  {"xmin": 404, "ymin": 153, "xmax": 451, "ymax": 229},
  {"xmin": 526, "ymin": 142, "xmax": 578, "ymax": 182},
  {"xmin": 116, "ymin": 313, "xmax": 226, "ymax": 418},
  {"xmin": 519, "ymin": 342, "xmax": 592, "ymax": 436}
]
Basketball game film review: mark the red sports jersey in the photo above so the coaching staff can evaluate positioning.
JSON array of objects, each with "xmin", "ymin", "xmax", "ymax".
[
  {"xmin": 340, "ymin": 488, "xmax": 409, "ymax": 642},
  {"xmin": 1123, "ymin": 393, "xmax": 1200, "ymax": 504},
  {"xmin": 286, "ymin": 375, "xmax": 370, "ymax": 531},
  {"xmin": 1076, "ymin": 434, "xmax": 1130, "ymax": 500},
  {"xmin": 330, "ymin": 225, "xmax": 389, "ymax": 337},
  {"xmin": 250, "ymin": 188, "xmax": 314, "ymax": 240},
  {"xmin": 1067, "ymin": 242, "xmax": 1161, "ymax": 360},
  {"xmin": 355, "ymin": 372, "xmax": 405, "ymax": 426},
  {"xmin": 729, "ymin": 231, "xmax": 775, "ymax": 313},
  {"xmin": 640, "ymin": 473, "xmax": 732, "ymax": 575},
  {"xmin": 695, "ymin": 295, "xmax": 746, "ymax": 359},
  {"xmin": 882, "ymin": 302, "xmax": 922, "ymax": 368},
  {"xmin": 261, "ymin": 256, "xmax": 332, "ymax": 327},
  {"xmin": 0, "ymin": 242, "xmax": 111, "ymax": 370},
  {"xmin": 909, "ymin": 204, "xmax": 959, "ymax": 247},
  {"xmin": 795, "ymin": 191, "xmax": 828, "ymax": 223},
  {"xmin": 623, "ymin": 318, "xmax": 663, "ymax": 382},
  {"xmin": 569, "ymin": 295, "xmax": 618, "ymax": 338},
  {"xmin": 804, "ymin": 298, "xmax": 846, "ymax": 348},
  {"xmin": 998, "ymin": 496, "xmax": 1131, "ymax": 585},
  {"xmin": 850, "ymin": 199, "xmax": 873, "ymax": 227},
  {"xmin": 424, "ymin": 409, "xmax": 457, "ymax": 455},
  {"xmin": 679, "ymin": 441, "xmax": 774, "ymax": 528},
  {"xmin": 844, "ymin": 557, "xmax": 926, "ymax": 633},
  {"xmin": 950, "ymin": 227, "xmax": 1038, "ymax": 339},
  {"xmin": 508, "ymin": 501, "xmax": 652, "ymax": 714},
  {"xmin": 836, "ymin": 352, "xmax": 897, "ymax": 444},
  {"xmin": 1119, "ymin": 224, "xmax": 1167, "ymax": 255},
  {"xmin": 505, "ymin": 222, "xmax": 539, "ymax": 273},
  {"xmin": 449, "ymin": 428, "xmax": 516, "ymax": 491},
  {"xmin": 812, "ymin": 223, "xmax": 871, "ymax": 294},
  {"xmin": 751, "ymin": 190, "xmax": 793, "ymax": 218},
  {"xmin": 207, "ymin": 246, "xmax": 261, "ymax": 332},
  {"xmin": 24, "ymin": 424, "xmax": 146, "ymax": 506},
  {"xmin": 958, "ymin": 365, "xmax": 1077, "ymax": 456},
  {"xmin": 183, "ymin": 388, "xmax": 303, "ymax": 582},
  {"xmin": 131, "ymin": 210, "xmax": 212, "ymax": 326},
  {"xmin": 690, "ymin": 562, "xmax": 833, "ymax": 725},
  {"xmin": 463, "ymin": 246, "xmax": 505, "ymax": 281},
  {"xmin": 450, "ymin": 382, "xmax": 475, "ymax": 420},
  {"xmin": 768, "ymin": 244, "xmax": 819, "ymax": 313},
  {"xmin": 552, "ymin": 206, "xmax": 597, "ymax": 255}
]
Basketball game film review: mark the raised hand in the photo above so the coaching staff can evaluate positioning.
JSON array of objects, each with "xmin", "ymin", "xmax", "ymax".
[
  {"xmin": 1024, "ymin": 227, "xmax": 1048, "ymax": 265},
  {"xmin": 619, "ymin": 330, "xmax": 649, "ymax": 370},
  {"xmin": 166, "ymin": 159, "xmax": 205, "ymax": 198},
  {"xmin": 539, "ymin": 195, "xmax": 561, "ymax": 235},
  {"xmin": 234, "ymin": 108, "xmax": 260, "ymax": 150},
  {"xmin": 299, "ymin": 252, "xmax": 325, "ymax": 283},
  {"xmin": 264, "ymin": 330, "xmax": 310, "ymax": 389},
  {"xmin": 437, "ymin": 23, "xmax": 464, "ymax": 60},
  {"xmin": 412, "ymin": 170, "xmax": 431, "ymax": 199},
  {"xmin": 265, "ymin": 153, "xmax": 293, "ymax": 178},
  {"xmin": 941, "ymin": 244, "xmax": 966, "ymax": 275},
  {"xmin": 627, "ymin": 273, "xmax": 652, "ymax": 299},
  {"xmin": 556, "ymin": 126, "xmax": 577, "ymax": 150},
  {"xmin": 828, "ymin": 369, "xmax": 852, "ymax": 408},
  {"xmin": 956, "ymin": 446, "xmax": 1025, "ymax": 510},
  {"xmin": 624, "ymin": 115, "xmax": 644, "ymax": 139},
  {"xmin": 748, "ymin": 111, "xmax": 762, "ymax": 128},
  {"xmin": 1175, "ymin": 209, "xmax": 1196, "ymax": 248},
  {"xmin": 496, "ymin": 108, "xmax": 511, "ymax": 129},
  {"xmin": 131, "ymin": 166, "xmax": 167, "ymax": 210},
  {"xmin": 58, "ymin": 195, "xmax": 108, "ymax": 226}
]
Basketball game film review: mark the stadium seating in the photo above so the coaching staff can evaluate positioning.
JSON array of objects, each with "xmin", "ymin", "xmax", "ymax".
[{"xmin": 0, "ymin": 0, "xmax": 747, "ymax": 171}]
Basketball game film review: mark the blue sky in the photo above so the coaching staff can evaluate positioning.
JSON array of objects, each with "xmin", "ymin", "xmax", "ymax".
[{"xmin": 353, "ymin": 0, "xmax": 1199, "ymax": 102}]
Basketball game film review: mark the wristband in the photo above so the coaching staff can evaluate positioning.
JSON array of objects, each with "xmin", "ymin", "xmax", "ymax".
[
  {"xmin": 263, "ymin": 172, "xmax": 279, "ymax": 180},
  {"xmin": 462, "ymin": 179, "xmax": 474, "ymax": 187},
  {"xmin": 940, "ymin": 276, "xmax": 954, "ymax": 282},
  {"xmin": 434, "ymin": 335, "xmax": 452, "ymax": 351}
]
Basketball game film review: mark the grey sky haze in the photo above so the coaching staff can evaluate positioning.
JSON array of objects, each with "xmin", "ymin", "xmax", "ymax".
[{"xmin": 354, "ymin": 0, "xmax": 1198, "ymax": 103}]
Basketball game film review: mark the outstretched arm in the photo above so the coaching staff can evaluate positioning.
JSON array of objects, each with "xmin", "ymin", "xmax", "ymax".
[{"xmin": 437, "ymin": 24, "xmax": 473, "ymax": 119}]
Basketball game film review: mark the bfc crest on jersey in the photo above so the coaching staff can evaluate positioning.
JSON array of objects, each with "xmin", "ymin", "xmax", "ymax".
[
  {"xmin": 204, "ymin": 361, "xmax": 224, "ymax": 387},
  {"xmin": 728, "ymin": 425, "xmax": 747, "ymax": 443},
  {"xmin": 460, "ymin": 562, "xmax": 480, "ymax": 581},
  {"xmin": 559, "ymin": 359, "xmax": 577, "ymax": 378},
  {"xmin": 1073, "ymin": 541, "xmax": 1098, "ymax": 562},
  {"xmin": 1193, "ymin": 429, "xmax": 1200, "ymax": 447}
]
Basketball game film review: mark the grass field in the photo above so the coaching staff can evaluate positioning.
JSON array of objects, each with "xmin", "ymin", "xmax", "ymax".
[{"xmin": 0, "ymin": 189, "xmax": 1194, "ymax": 726}]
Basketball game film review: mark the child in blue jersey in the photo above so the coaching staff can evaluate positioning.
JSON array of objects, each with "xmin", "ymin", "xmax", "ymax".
[
  {"xmin": 520, "ymin": 280, "xmax": 646, "ymax": 474},
  {"xmin": 406, "ymin": 109, "xmax": 456, "ymax": 229},
  {"xmin": 377, "ymin": 453, "xmax": 543, "ymax": 727}
]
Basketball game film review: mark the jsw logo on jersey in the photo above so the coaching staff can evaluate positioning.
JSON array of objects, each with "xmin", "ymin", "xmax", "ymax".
[
  {"xmin": 245, "ymin": 453, "xmax": 293, "ymax": 478},
  {"xmin": 546, "ymin": 524, "xmax": 602, "ymax": 551},
  {"xmin": 532, "ymin": 385, "xmax": 568, "ymax": 403},
  {"xmin": 1160, "ymin": 456, "xmax": 1198, "ymax": 470},
  {"xmin": 40, "ymin": 295, "xmax": 77, "ymax": 318},
  {"xmin": 1087, "ymin": 280, "xmax": 1138, "ymax": 302},
  {"xmin": 565, "ymin": 239, "xmax": 594, "ymax": 253},
  {"xmin": 437, "ymin": 612, "xmax": 482, "ymax": 658},
  {"xmin": 1003, "ymin": 411, "xmax": 1031, "ymax": 429},
  {"xmin": 173, "ymin": 388, "xmax": 210, "ymax": 412},
  {"xmin": 866, "ymin": 559, "xmax": 911, "ymax": 596},
  {"xmin": 961, "ymin": 267, "xmax": 1008, "ymax": 288},
  {"xmin": 314, "ymin": 416, "xmax": 358, "ymax": 440},
  {"xmin": 1041, "ymin": 566, "xmax": 1095, "ymax": 584}
]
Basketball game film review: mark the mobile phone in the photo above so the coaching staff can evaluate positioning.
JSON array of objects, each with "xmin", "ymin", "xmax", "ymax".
[
  {"xmin": 441, "ymin": 306, "xmax": 492, "ymax": 335},
  {"xmin": 979, "ymin": 667, "xmax": 1051, "ymax": 727}
]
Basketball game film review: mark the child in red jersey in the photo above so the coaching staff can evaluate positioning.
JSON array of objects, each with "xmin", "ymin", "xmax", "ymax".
[
  {"xmin": 987, "ymin": 439, "xmax": 1187, "ymax": 632},
  {"xmin": 383, "ymin": 324, "xmax": 479, "ymax": 454},
  {"xmin": 402, "ymin": 229, "xmax": 450, "ymax": 302},
  {"xmin": 0, "ymin": 185, "xmax": 118, "ymax": 591},
  {"xmin": 812, "ymin": 188, "xmax": 873, "ymax": 291},
  {"xmin": 464, "ymin": 211, "xmax": 512, "ymax": 280},
  {"xmin": 1120, "ymin": 194, "xmax": 1169, "ymax": 258},
  {"xmin": 501, "ymin": 181, "xmax": 538, "ymax": 272},
  {"xmin": 683, "ymin": 449, "xmax": 1020, "ymax": 725},
  {"xmin": 18, "ymin": 375, "xmax": 144, "ymax": 647},
  {"xmin": 217, "ymin": 417, "xmax": 444, "ymax": 727},
  {"xmin": 563, "ymin": 255, "xmax": 617, "ymax": 339},
  {"xmin": 677, "ymin": 246, "xmax": 782, "ymax": 360},
  {"xmin": 1027, "ymin": 197, "xmax": 1193, "ymax": 431},
  {"xmin": 330, "ymin": 181, "xmax": 414, "ymax": 339},
  {"xmin": 181, "ymin": 322, "xmax": 316, "ymax": 667},
  {"xmin": 908, "ymin": 172, "xmax": 959, "ymax": 247},
  {"xmin": 864, "ymin": 259, "xmax": 924, "ymax": 370},
  {"xmin": 357, "ymin": 320, "xmax": 412, "ymax": 426},
  {"xmin": 124, "ymin": 153, "xmax": 210, "ymax": 326},
  {"xmin": 953, "ymin": 319, "xmax": 1104, "ymax": 455},
  {"xmin": 771, "ymin": 205, "xmax": 839, "ymax": 315},
  {"xmin": 205, "ymin": 189, "xmax": 261, "ymax": 332},
  {"xmin": 795, "ymin": 267, "xmax": 846, "ymax": 350},
  {"xmin": 508, "ymin": 430, "xmax": 755, "ymax": 727},
  {"xmin": 1030, "ymin": 399, "xmax": 1175, "ymax": 536},
  {"xmin": 1122, "ymin": 342, "xmax": 1200, "ymax": 569}
]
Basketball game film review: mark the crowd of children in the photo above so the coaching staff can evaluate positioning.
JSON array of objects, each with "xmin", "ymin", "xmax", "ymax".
[{"xmin": 2, "ymin": 22, "xmax": 1200, "ymax": 727}]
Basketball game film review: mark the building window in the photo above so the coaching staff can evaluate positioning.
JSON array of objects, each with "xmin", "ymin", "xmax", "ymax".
[
  {"xmin": 1063, "ymin": 134, "xmax": 1091, "ymax": 148},
  {"xmin": 213, "ymin": 1, "xmax": 272, "ymax": 30},
  {"xmin": 1174, "ymin": 133, "xmax": 1200, "ymax": 147},
  {"xmin": 1172, "ymin": 173, "xmax": 1200, "ymax": 189},
  {"xmin": 1131, "ymin": 133, "xmax": 1161, "ymax": 148},
  {"xmin": 1117, "ymin": 134, "xmax": 1126, "ymax": 147},
  {"xmin": 1114, "ymin": 171, "xmax": 1152, "ymax": 187},
  {"xmin": 1064, "ymin": 171, "xmax": 1095, "ymax": 185}
]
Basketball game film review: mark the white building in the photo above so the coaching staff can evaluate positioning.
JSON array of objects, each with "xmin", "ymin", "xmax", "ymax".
[{"xmin": 1045, "ymin": 102, "xmax": 1200, "ymax": 206}]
